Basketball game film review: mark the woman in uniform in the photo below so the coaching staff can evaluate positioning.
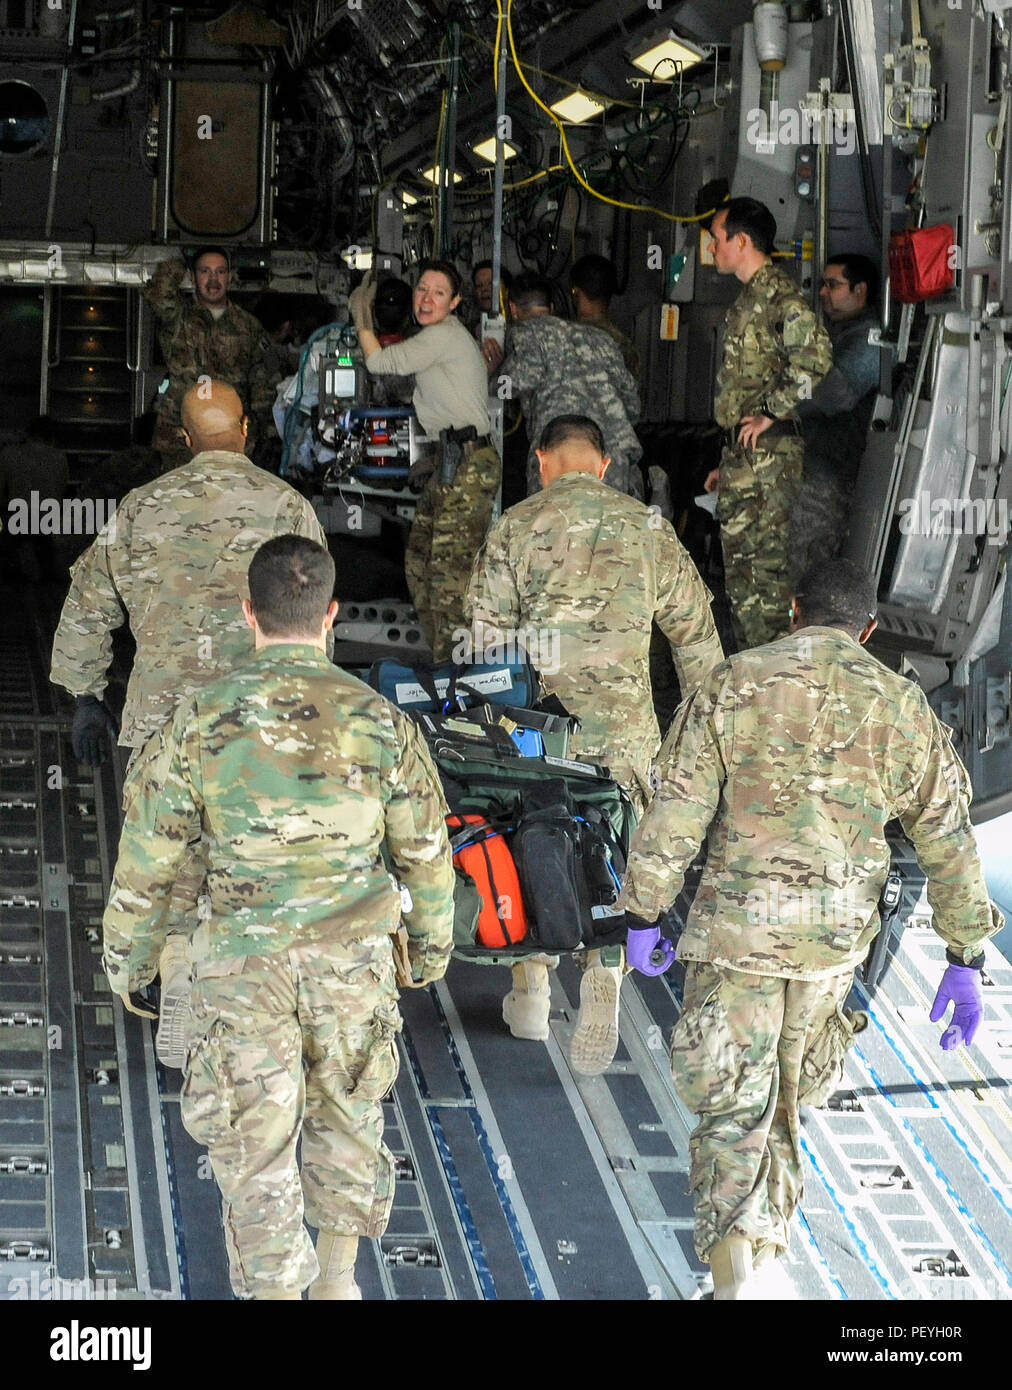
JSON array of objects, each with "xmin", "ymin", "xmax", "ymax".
[{"xmin": 350, "ymin": 260, "xmax": 500, "ymax": 662}]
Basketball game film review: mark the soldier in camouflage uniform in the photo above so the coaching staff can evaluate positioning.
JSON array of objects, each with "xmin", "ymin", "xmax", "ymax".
[
  {"xmin": 570, "ymin": 253, "xmax": 643, "ymax": 391},
  {"xmin": 704, "ymin": 199, "xmax": 833, "ymax": 650},
  {"xmin": 617, "ymin": 559, "xmax": 1002, "ymax": 1298},
  {"xmin": 499, "ymin": 273, "xmax": 643, "ymax": 498},
  {"xmin": 103, "ymin": 535, "xmax": 455, "ymax": 1299},
  {"xmin": 466, "ymin": 415, "xmax": 723, "ymax": 1074},
  {"xmin": 145, "ymin": 247, "xmax": 280, "ymax": 473},
  {"xmin": 50, "ymin": 381, "xmax": 329, "ymax": 1065},
  {"xmin": 350, "ymin": 261, "xmax": 501, "ymax": 663}
]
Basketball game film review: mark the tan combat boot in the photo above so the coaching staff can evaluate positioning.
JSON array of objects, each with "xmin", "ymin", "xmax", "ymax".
[
  {"xmin": 155, "ymin": 933, "xmax": 192, "ymax": 1069},
  {"xmin": 308, "ymin": 1233, "xmax": 361, "ymax": 1301},
  {"xmin": 569, "ymin": 955, "xmax": 623, "ymax": 1076},
  {"xmin": 709, "ymin": 1235, "xmax": 754, "ymax": 1300},
  {"xmin": 502, "ymin": 959, "xmax": 552, "ymax": 1041}
]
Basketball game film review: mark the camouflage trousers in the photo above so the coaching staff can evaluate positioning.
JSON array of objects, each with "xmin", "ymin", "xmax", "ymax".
[
  {"xmin": 122, "ymin": 745, "xmax": 204, "ymax": 936},
  {"xmin": 405, "ymin": 440, "xmax": 501, "ymax": 663},
  {"xmin": 670, "ymin": 961, "xmax": 866, "ymax": 1262},
  {"xmin": 716, "ymin": 435, "xmax": 802, "ymax": 649},
  {"xmin": 180, "ymin": 934, "xmax": 402, "ymax": 1298},
  {"xmin": 787, "ymin": 470, "xmax": 848, "ymax": 586}
]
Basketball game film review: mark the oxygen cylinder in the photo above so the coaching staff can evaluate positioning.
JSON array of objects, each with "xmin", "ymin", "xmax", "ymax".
[{"xmin": 753, "ymin": 2, "xmax": 789, "ymax": 71}]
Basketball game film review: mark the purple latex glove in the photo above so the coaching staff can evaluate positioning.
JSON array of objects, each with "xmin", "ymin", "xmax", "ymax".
[
  {"xmin": 929, "ymin": 963, "xmax": 983, "ymax": 1051},
  {"xmin": 626, "ymin": 921, "xmax": 675, "ymax": 977}
]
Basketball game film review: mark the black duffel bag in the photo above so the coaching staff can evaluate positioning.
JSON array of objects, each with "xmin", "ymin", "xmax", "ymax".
[{"xmin": 512, "ymin": 780, "xmax": 625, "ymax": 951}]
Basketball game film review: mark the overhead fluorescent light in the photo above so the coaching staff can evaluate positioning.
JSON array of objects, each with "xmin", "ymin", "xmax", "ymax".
[
  {"xmin": 420, "ymin": 165, "xmax": 463, "ymax": 185},
  {"xmin": 471, "ymin": 135, "xmax": 519, "ymax": 163},
  {"xmin": 341, "ymin": 248, "xmax": 373, "ymax": 270},
  {"xmin": 399, "ymin": 189, "xmax": 420, "ymax": 206},
  {"xmin": 549, "ymin": 90, "xmax": 605, "ymax": 124},
  {"xmin": 628, "ymin": 30, "xmax": 709, "ymax": 76}
]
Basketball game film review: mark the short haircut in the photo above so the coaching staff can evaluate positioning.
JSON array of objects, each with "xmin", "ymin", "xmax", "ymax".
[
  {"xmin": 721, "ymin": 197, "xmax": 777, "ymax": 256},
  {"xmin": 795, "ymin": 559, "xmax": 877, "ymax": 631},
  {"xmin": 826, "ymin": 252, "xmax": 879, "ymax": 305},
  {"xmin": 373, "ymin": 277, "xmax": 413, "ymax": 334},
  {"xmin": 416, "ymin": 259, "xmax": 462, "ymax": 300},
  {"xmin": 247, "ymin": 535, "xmax": 335, "ymax": 638},
  {"xmin": 509, "ymin": 271, "xmax": 553, "ymax": 310},
  {"xmin": 538, "ymin": 414, "xmax": 606, "ymax": 455},
  {"xmin": 473, "ymin": 259, "xmax": 513, "ymax": 290},
  {"xmin": 190, "ymin": 245, "xmax": 231, "ymax": 271},
  {"xmin": 570, "ymin": 253, "xmax": 618, "ymax": 303}
]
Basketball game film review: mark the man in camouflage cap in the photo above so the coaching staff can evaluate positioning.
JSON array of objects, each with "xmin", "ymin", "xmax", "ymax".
[
  {"xmin": 145, "ymin": 246, "xmax": 280, "ymax": 473},
  {"xmin": 103, "ymin": 535, "xmax": 455, "ymax": 1299},
  {"xmin": 496, "ymin": 273, "xmax": 643, "ymax": 497},
  {"xmin": 704, "ymin": 198, "xmax": 833, "ymax": 649},
  {"xmin": 466, "ymin": 415, "xmax": 723, "ymax": 1074},
  {"xmin": 50, "ymin": 381, "xmax": 329, "ymax": 1066},
  {"xmin": 617, "ymin": 559, "xmax": 1002, "ymax": 1298}
]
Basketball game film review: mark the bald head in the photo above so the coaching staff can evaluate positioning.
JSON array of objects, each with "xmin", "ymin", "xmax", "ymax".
[{"xmin": 180, "ymin": 381, "xmax": 248, "ymax": 456}]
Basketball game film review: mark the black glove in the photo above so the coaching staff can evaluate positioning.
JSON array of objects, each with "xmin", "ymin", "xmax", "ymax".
[{"xmin": 71, "ymin": 695, "xmax": 119, "ymax": 766}]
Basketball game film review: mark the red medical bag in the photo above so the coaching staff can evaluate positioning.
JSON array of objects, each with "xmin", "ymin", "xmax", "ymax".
[{"xmin": 446, "ymin": 813, "xmax": 528, "ymax": 947}]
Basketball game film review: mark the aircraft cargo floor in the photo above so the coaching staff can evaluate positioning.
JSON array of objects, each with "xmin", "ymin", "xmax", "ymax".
[{"xmin": 3, "ymin": 592, "xmax": 1011, "ymax": 1303}]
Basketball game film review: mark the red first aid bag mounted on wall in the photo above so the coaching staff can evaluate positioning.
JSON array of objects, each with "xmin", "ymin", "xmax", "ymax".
[
  {"xmin": 446, "ymin": 813, "xmax": 528, "ymax": 947},
  {"xmin": 888, "ymin": 223, "xmax": 954, "ymax": 303}
]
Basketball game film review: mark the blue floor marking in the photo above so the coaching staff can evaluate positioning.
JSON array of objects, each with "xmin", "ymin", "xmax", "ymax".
[
  {"xmin": 856, "ymin": 984, "xmax": 1012, "ymax": 1277},
  {"xmin": 399, "ymin": 1020, "xmax": 496, "ymax": 1299},
  {"xmin": 800, "ymin": 1134, "xmax": 896, "ymax": 1298},
  {"xmin": 854, "ymin": 1042, "xmax": 1012, "ymax": 1291},
  {"xmin": 427, "ymin": 986, "xmax": 546, "ymax": 1299},
  {"xmin": 797, "ymin": 1208, "xmax": 848, "ymax": 1300}
]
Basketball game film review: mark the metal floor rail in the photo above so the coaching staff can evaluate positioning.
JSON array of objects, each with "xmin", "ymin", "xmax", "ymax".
[{"xmin": 2, "ymin": 600, "xmax": 1011, "ymax": 1300}]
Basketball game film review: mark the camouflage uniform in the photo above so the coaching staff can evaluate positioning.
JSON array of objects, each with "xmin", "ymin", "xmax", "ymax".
[
  {"xmin": 145, "ymin": 258, "xmax": 280, "ymax": 469},
  {"xmin": 790, "ymin": 309, "xmax": 881, "ymax": 581},
  {"xmin": 50, "ymin": 450, "xmax": 328, "ymax": 748},
  {"xmin": 617, "ymin": 627, "xmax": 1002, "ymax": 1261},
  {"xmin": 102, "ymin": 646, "xmax": 455, "ymax": 1297},
  {"xmin": 714, "ymin": 262, "xmax": 832, "ymax": 648},
  {"xmin": 579, "ymin": 314, "xmax": 643, "ymax": 393},
  {"xmin": 366, "ymin": 315, "xmax": 499, "ymax": 663},
  {"xmin": 466, "ymin": 471, "xmax": 723, "ymax": 812},
  {"xmin": 501, "ymin": 317, "xmax": 642, "ymax": 497},
  {"xmin": 405, "ymin": 439, "xmax": 502, "ymax": 663},
  {"xmin": 50, "ymin": 450, "xmax": 329, "ymax": 938}
]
